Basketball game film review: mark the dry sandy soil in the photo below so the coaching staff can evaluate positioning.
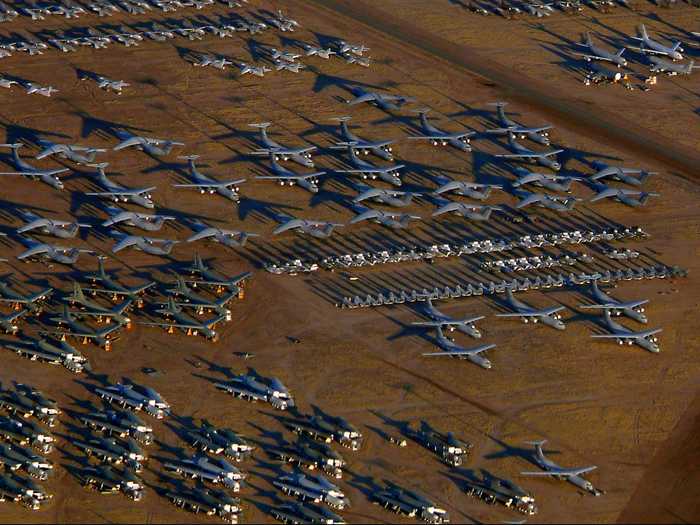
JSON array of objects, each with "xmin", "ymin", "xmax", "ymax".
[{"xmin": 0, "ymin": 0, "xmax": 698, "ymax": 523}]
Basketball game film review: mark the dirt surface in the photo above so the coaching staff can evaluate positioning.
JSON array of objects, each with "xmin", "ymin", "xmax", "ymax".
[{"xmin": 0, "ymin": 0, "xmax": 698, "ymax": 523}]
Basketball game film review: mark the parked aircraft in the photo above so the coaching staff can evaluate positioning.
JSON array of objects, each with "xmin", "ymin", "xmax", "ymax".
[
  {"xmin": 35, "ymin": 141, "xmax": 106, "ymax": 165},
  {"xmin": 574, "ymin": 32, "xmax": 627, "ymax": 67},
  {"xmin": 183, "ymin": 254, "xmax": 251, "ymax": 293},
  {"xmin": 432, "ymin": 201, "xmax": 502, "ymax": 221},
  {"xmin": 590, "ymin": 310, "xmax": 660, "ymax": 353},
  {"xmin": 432, "ymin": 180, "xmax": 501, "ymax": 200},
  {"xmin": 417, "ymin": 325, "xmax": 495, "ymax": 369},
  {"xmin": 649, "ymin": 56, "xmax": 697, "ymax": 75},
  {"xmin": 628, "ymin": 24, "xmax": 684, "ymax": 61},
  {"xmin": 192, "ymin": 54, "xmax": 232, "ymax": 69},
  {"xmin": 238, "ymin": 62, "xmax": 271, "ymax": 77},
  {"xmin": 486, "ymin": 102, "xmax": 553, "ymax": 145},
  {"xmin": 85, "ymin": 163, "xmax": 155, "ymax": 209},
  {"xmin": 0, "ymin": 279, "xmax": 52, "ymax": 312},
  {"xmin": 72, "ymin": 436, "xmax": 144, "ymax": 471},
  {"xmin": 17, "ymin": 212, "xmax": 89, "ymax": 238},
  {"xmin": 0, "ymin": 309, "xmax": 28, "ymax": 334},
  {"xmin": 303, "ymin": 44, "xmax": 336, "ymax": 59},
  {"xmin": 64, "ymin": 282, "xmax": 133, "ymax": 326},
  {"xmin": 412, "ymin": 298, "xmax": 483, "ymax": 338},
  {"xmin": 186, "ymin": 419, "xmax": 254, "ymax": 461},
  {"xmin": 274, "ymin": 471, "xmax": 349, "ymax": 509},
  {"xmin": 579, "ymin": 281, "xmax": 648, "ymax": 323},
  {"xmin": 589, "ymin": 161, "xmax": 654, "ymax": 186},
  {"xmin": 186, "ymin": 224, "xmax": 257, "ymax": 249},
  {"xmin": 164, "ymin": 454, "xmax": 244, "ymax": 490},
  {"xmin": 215, "ymin": 372, "xmax": 294, "ymax": 410},
  {"xmin": 102, "ymin": 207, "xmax": 175, "ymax": 231},
  {"xmin": 166, "ymin": 276, "xmax": 235, "ymax": 317},
  {"xmin": 515, "ymin": 191, "xmax": 577, "ymax": 211},
  {"xmin": 80, "ymin": 258, "xmax": 155, "ymax": 305},
  {"xmin": 113, "ymin": 131, "xmax": 184, "ymax": 156},
  {"xmin": 249, "ymin": 122, "xmax": 316, "ymax": 167},
  {"xmin": 17, "ymin": 239, "xmax": 91, "ymax": 265},
  {"xmin": 353, "ymin": 186, "xmax": 420, "ymax": 207},
  {"xmin": 512, "ymin": 168, "xmax": 580, "ymax": 193},
  {"xmin": 0, "ymin": 442, "xmax": 52, "ymax": 480},
  {"xmin": 255, "ymin": 155, "xmax": 325, "ymax": 193},
  {"xmin": 350, "ymin": 207, "xmax": 421, "ymax": 229},
  {"xmin": 110, "ymin": 233, "xmax": 178, "ymax": 255},
  {"xmin": 495, "ymin": 133, "xmax": 563, "ymax": 171},
  {"xmin": 95, "ymin": 382, "xmax": 170, "ymax": 419},
  {"xmin": 44, "ymin": 304, "xmax": 121, "ymax": 350},
  {"xmin": 329, "ymin": 116, "xmax": 394, "ymax": 160},
  {"xmin": 77, "ymin": 409, "xmax": 153, "ymax": 444},
  {"xmin": 589, "ymin": 185, "xmax": 659, "ymax": 207},
  {"xmin": 173, "ymin": 155, "xmax": 245, "ymax": 203},
  {"xmin": 77, "ymin": 465, "xmax": 144, "ymax": 500},
  {"xmin": 345, "ymin": 88, "xmax": 415, "ymax": 111},
  {"xmin": 496, "ymin": 289, "xmax": 566, "ymax": 329},
  {"xmin": 335, "ymin": 143, "xmax": 404, "ymax": 186},
  {"xmin": 0, "ymin": 143, "xmax": 68, "ymax": 189},
  {"xmin": 2, "ymin": 337, "xmax": 90, "ymax": 373},
  {"xmin": 273, "ymin": 217, "xmax": 343, "ymax": 238},
  {"xmin": 521, "ymin": 440, "xmax": 602, "ymax": 495},
  {"xmin": 139, "ymin": 297, "xmax": 223, "ymax": 342},
  {"xmin": 407, "ymin": 109, "xmax": 474, "ymax": 151}
]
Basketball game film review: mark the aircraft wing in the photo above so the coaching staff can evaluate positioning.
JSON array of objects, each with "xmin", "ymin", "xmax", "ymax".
[
  {"xmin": 17, "ymin": 245, "xmax": 49, "ymax": 259},
  {"xmin": 174, "ymin": 179, "xmax": 245, "ymax": 189},
  {"xmin": 86, "ymin": 186, "xmax": 155, "ymax": 197},
  {"xmin": 347, "ymin": 93, "xmax": 376, "ymax": 105},
  {"xmin": 592, "ymin": 328, "xmax": 661, "ymax": 339},
  {"xmin": 17, "ymin": 218, "xmax": 51, "ymax": 232},
  {"xmin": 112, "ymin": 237, "xmax": 138, "ymax": 253},
  {"xmin": 338, "ymin": 164, "xmax": 404, "ymax": 174},
  {"xmin": 496, "ymin": 306, "xmax": 564, "ymax": 317},
  {"xmin": 522, "ymin": 465, "xmax": 597, "ymax": 477},
  {"xmin": 273, "ymin": 219, "xmax": 304, "ymax": 235},
  {"xmin": 408, "ymin": 132, "xmax": 473, "ymax": 140},
  {"xmin": 624, "ymin": 45, "xmax": 669, "ymax": 56},
  {"xmin": 254, "ymin": 146, "xmax": 317, "ymax": 156},
  {"xmin": 139, "ymin": 320, "xmax": 203, "ymax": 329},
  {"xmin": 413, "ymin": 316, "xmax": 484, "ymax": 327},
  {"xmin": 35, "ymin": 144, "xmax": 63, "ymax": 159},
  {"xmin": 423, "ymin": 343, "xmax": 495, "ymax": 357},
  {"xmin": 581, "ymin": 299, "xmax": 649, "ymax": 310},
  {"xmin": 113, "ymin": 136, "xmax": 145, "ymax": 150}
]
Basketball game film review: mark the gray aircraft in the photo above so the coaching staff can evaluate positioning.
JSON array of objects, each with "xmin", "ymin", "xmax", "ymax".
[
  {"xmin": 0, "ymin": 279, "xmax": 52, "ymax": 312},
  {"xmin": 72, "ymin": 436, "xmax": 144, "ymax": 471},
  {"xmin": 274, "ymin": 471, "xmax": 350, "ymax": 509},
  {"xmin": 192, "ymin": 54, "xmax": 232, "ymax": 69},
  {"xmin": 173, "ymin": 155, "xmax": 246, "ymax": 203},
  {"xmin": 303, "ymin": 44, "xmax": 336, "ymax": 59},
  {"xmin": 412, "ymin": 298, "xmax": 484, "ymax": 338},
  {"xmin": 585, "ymin": 62, "xmax": 624, "ymax": 84},
  {"xmin": 495, "ymin": 133, "xmax": 563, "ymax": 171},
  {"xmin": 113, "ymin": 131, "xmax": 184, "ymax": 156},
  {"xmin": 0, "ymin": 472, "xmax": 49, "ymax": 510},
  {"xmin": 329, "ymin": 116, "xmax": 395, "ymax": 160},
  {"xmin": 64, "ymin": 282, "xmax": 133, "ymax": 326},
  {"xmin": 350, "ymin": 207, "xmax": 421, "ymax": 229},
  {"xmin": 166, "ymin": 275, "xmax": 236, "ymax": 317},
  {"xmin": 0, "ymin": 442, "xmax": 52, "ymax": 480},
  {"xmin": 372, "ymin": 483, "xmax": 450, "ymax": 523},
  {"xmin": 102, "ymin": 207, "xmax": 175, "ymax": 231},
  {"xmin": 589, "ymin": 161, "xmax": 654, "ymax": 186},
  {"xmin": 35, "ymin": 141, "xmax": 106, "ymax": 165},
  {"xmin": 515, "ymin": 191, "xmax": 577, "ymax": 211},
  {"xmin": 353, "ymin": 185, "xmax": 420, "ymax": 207},
  {"xmin": 186, "ymin": 419, "xmax": 255, "ymax": 461},
  {"xmin": 0, "ymin": 143, "xmax": 68, "ymax": 190},
  {"xmin": 215, "ymin": 372, "xmax": 294, "ymax": 410},
  {"xmin": 418, "ymin": 324, "xmax": 495, "ymax": 369},
  {"xmin": 77, "ymin": 465, "xmax": 144, "ymax": 501},
  {"xmin": 0, "ymin": 415, "xmax": 54, "ymax": 454},
  {"xmin": 273, "ymin": 217, "xmax": 343, "ymax": 238},
  {"xmin": 25, "ymin": 83, "xmax": 58, "ymax": 97},
  {"xmin": 589, "ymin": 185, "xmax": 659, "ymax": 207},
  {"xmin": 269, "ymin": 9, "xmax": 299, "ymax": 31},
  {"xmin": 92, "ymin": 75, "xmax": 129, "ymax": 93},
  {"xmin": 45, "ymin": 304, "xmax": 121, "ymax": 350},
  {"xmin": 183, "ymin": 254, "xmax": 252, "ymax": 293},
  {"xmin": 649, "ymin": 56, "xmax": 697, "ymax": 75},
  {"xmin": 139, "ymin": 297, "xmax": 223, "ymax": 342},
  {"xmin": 17, "ymin": 239, "xmax": 92, "ymax": 265},
  {"xmin": 580, "ymin": 281, "xmax": 648, "ymax": 324},
  {"xmin": 271, "ymin": 502, "xmax": 344, "ymax": 525},
  {"xmin": 255, "ymin": 155, "xmax": 326, "ymax": 193},
  {"xmin": 496, "ymin": 289, "xmax": 566, "ymax": 330},
  {"xmin": 0, "ymin": 309, "xmax": 28, "ymax": 335},
  {"xmin": 432, "ymin": 180, "xmax": 501, "ymax": 200},
  {"xmin": 407, "ymin": 109, "xmax": 474, "ymax": 152},
  {"xmin": 164, "ymin": 454, "xmax": 245, "ymax": 491},
  {"xmin": 17, "ymin": 211, "xmax": 90, "ymax": 239},
  {"xmin": 432, "ymin": 201, "xmax": 502, "ymax": 221},
  {"xmin": 512, "ymin": 168, "xmax": 580, "ymax": 193},
  {"xmin": 486, "ymin": 102, "xmax": 553, "ymax": 145},
  {"xmin": 574, "ymin": 32, "xmax": 627, "ymax": 67},
  {"xmin": 269, "ymin": 47, "xmax": 302, "ymax": 62},
  {"xmin": 335, "ymin": 143, "xmax": 404, "ymax": 186},
  {"xmin": 521, "ymin": 440, "xmax": 602, "ymax": 495},
  {"xmin": 80, "ymin": 258, "xmax": 155, "ymax": 305},
  {"xmin": 2, "ymin": 337, "xmax": 90, "ymax": 373},
  {"xmin": 345, "ymin": 88, "xmax": 415, "ymax": 111},
  {"xmin": 94, "ymin": 382, "xmax": 170, "ymax": 419},
  {"xmin": 85, "ymin": 163, "xmax": 156, "ymax": 209},
  {"xmin": 628, "ymin": 24, "xmax": 684, "ymax": 61},
  {"xmin": 110, "ymin": 233, "xmax": 178, "ymax": 255},
  {"xmin": 0, "ymin": 386, "xmax": 60, "ymax": 428},
  {"xmin": 343, "ymin": 53, "xmax": 371, "ymax": 67},
  {"xmin": 186, "ymin": 224, "xmax": 257, "ymax": 248},
  {"xmin": 590, "ymin": 310, "xmax": 661, "ymax": 353},
  {"xmin": 77, "ymin": 409, "xmax": 153, "ymax": 445},
  {"xmin": 238, "ymin": 62, "xmax": 271, "ymax": 77},
  {"xmin": 249, "ymin": 123, "xmax": 316, "ymax": 168}
]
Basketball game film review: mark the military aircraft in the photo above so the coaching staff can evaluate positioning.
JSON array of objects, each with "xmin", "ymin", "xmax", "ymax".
[
  {"xmin": 2, "ymin": 337, "xmax": 90, "ymax": 373},
  {"xmin": 101, "ymin": 207, "xmax": 175, "ymax": 231},
  {"xmin": 165, "ymin": 486, "xmax": 241, "ymax": 521},
  {"xmin": 273, "ymin": 217, "xmax": 343, "ymax": 238},
  {"xmin": 94, "ymin": 382, "xmax": 171, "ymax": 419},
  {"xmin": 173, "ymin": 155, "xmax": 245, "ymax": 203},
  {"xmin": 590, "ymin": 310, "xmax": 660, "ymax": 353},
  {"xmin": 80, "ymin": 258, "xmax": 155, "ymax": 306},
  {"xmin": 0, "ymin": 279, "xmax": 52, "ymax": 312},
  {"xmin": 342, "ymin": 53, "xmax": 371, "ymax": 67},
  {"xmin": 186, "ymin": 420, "xmax": 254, "ymax": 461},
  {"xmin": 337, "ymin": 41, "xmax": 369, "ymax": 56},
  {"xmin": 268, "ymin": 9, "xmax": 299, "ymax": 31},
  {"xmin": 432, "ymin": 201, "xmax": 502, "ymax": 221},
  {"xmin": 0, "ymin": 309, "xmax": 28, "ymax": 334},
  {"xmin": 94, "ymin": 75, "xmax": 129, "ymax": 93},
  {"xmin": 0, "ymin": 442, "xmax": 52, "ymax": 480},
  {"xmin": 0, "ymin": 385, "xmax": 60, "ymax": 428},
  {"xmin": 64, "ymin": 282, "xmax": 133, "ymax": 326},
  {"xmin": 329, "ymin": 116, "xmax": 395, "ymax": 160},
  {"xmin": 412, "ymin": 298, "xmax": 483, "ymax": 338},
  {"xmin": 183, "ymin": 254, "xmax": 251, "ymax": 294},
  {"xmin": 589, "ymin": 161, "xmax": 654, "ymax": 186},
  {"xmin": 335, "ymin": 143, "xmax": 404, "ymax": 186},
  {"xmin": 255, "ymin": 155, "xmax": 325, "ymax": 193},
  {"xmin": 580, "ymin": 281, "xmax": 648, "ymax": 323},
  {"xmin": 249, "ymin": 123, "xmax": 316, "ymax": 168},
  {"xmin": 515, "ymin": 191, "xmax": 577, "ymax": 211},
  {"xmin": 77, "ymin": 465, "xmax": 144, "ymax": 500},
  {"xmin": 113, "ymin": 131, "xmax": 184, "ymax": 156},
  {"xmin": 238, "ymin": 62, "xmax": 271, "ymax": 77},
  {"xmin": 274, "ymin": 471, "xmax": 350, "ymax": 509},
  {"xmin": 486, "ymin": 102, "xmax": 553, "ymax": 145},
  {"xmin": 574, "ymin": 32, "xmax": 627, "ymax": 67},
  {"xmin": 584, "ymin": 62, "xmax": 624, "ymax": 84},
  {"xmin": 192, "ymin": 54, "xmax": 232, "ymax": 69},
  {"xmin": 521, "ymin": 440, "xmax": 602, "ymax": 495},
  {"xmin": 372, "ymin": 483, "xmax": 449, "ymax": 523},
  {"xmin": 418, "ymin": 325, "xmax": 495, "ymax": 369},
  {"xmin": 164, "ymin": 454, "xmax": 244, "ymax": 490},
  {"xmin": 303, "ymin": 44, "xmax": 335, "ymax": 59},
  {"xmin": 215, "ymin": 372, "xmax": 294, "ymax": 410},
  {"xmin": 268, "ymin": 47, "xmax": 301, "ymax": 62},
  {"xmin": 25, "ymin": 83, "xmax": 58, "ymax": 97},
  {"xmin": 0, "ymin": 415, "xmax": 54, "ymax": 454},
  {"xmin": 495, "ymin": 133, "xmax": 563, "ymax": 171},
  {"xmin": 353, "ymin": 185, "xmax": 420, "ymax": 207},
  {"xmin": 649, "ymin": 56, "xmax": 697, "ymax": 75},
  {"xmin": 350, "ymin": 207, "xmax": 421, "ymax": 229},
  {"xmin": 35, "ymin": 141, "xmax": 106, "ymax": 165},
  {"xmin": 44, "ymin": 304, "xmax": 121, "ymax": 350},
  {"xmin": 166, "ymin": 276, "xmax": 236, "ymax": 317},
  {"xmin": 139, "ymin": 297, "xmax": 223, "ymax": 341},
  {"xmin": 77, "ymin": 409, "xmax": 153, "ymax": 445},
  {"xmin": 0, "ymin": 143, "xmax": 68, "ymax": 190},
  {"xmin": 512, "ymin": 168, "xmax": 580, "ymax": 193},
  {"xmin": 432, "ymin": 180, "xmax": 501, "ymax": 200},
  {"xmin": 110, "ymin": 233, "xmax": 178, "ymax": 255},
  {"xmin": 628, "ymin": 24, "xmax": 684, "ymax": 61},
  {"xmin": 186, "ymin": 224, "xmax": 258, "ymax": 249},
  {"xmin": 271, "ymin": 501, "xmax": 344, "ymax": 524},
  {"xmin": 17, "ymin": 211, "xmax": 90, "ymax": 239},
  {"xmin": 85, "ymin": 163, "xmax": 156, "ymax": 209},
  {"xmin": 345, "ymin": 88, "xmax": 415, "ymax": 111},
  {"xmin": 589, "ymin": 185, "xmax": 659, "ymax": 207},
  {"xmin": 496, "ymin": 289, "xmax": 566, "ymax": 330},
  {"xmin": 407, "ymin": 109, "xmax": 474, "ymax": 151},
  {"xmin": 16, "ymin": 239, "xmax": 92, "ymax": 265},
  {"xmin": 72, "ymin": 436, "xmax": 144, "ymax": 471}
]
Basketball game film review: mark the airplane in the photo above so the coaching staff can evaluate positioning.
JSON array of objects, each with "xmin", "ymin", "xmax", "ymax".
[
  {"xmin": 0, "ymin": 472, "xmax": 50, "ymax": 510},
  {"xmin": 101, "ymin": 207, "xmax": 175, "ymax": 232},
  {"xmin": 273, "ymin": 218, "xmax": 343, "ymax": 238},
  {"xmin": 0, "ymin": 143, "xmax": 68, "ymax": 190},
  {"xmin": 186, "ymin": 419, "xmax": 255, "ymax": 461},
  {"xmin": 110, "ymin": 233, "xmax": 178, "ymax": 255},
  {"xmin": 139, "ymin": 297, "xmax": 223, "ymax": 341},
  {"xmin": 353, "ymin": 185, "xmax": 420, "ymax": 207},
  {"xmin": 113, "ymin": 131, "xmax": 184, "ymax": 156},
  {"xmin": 1, "ymin": 337, "xmax": 90, "ymax": 373},
  {"xmin": 521, "ymin": 440, "xmax": 602, "ymax": 495},
  {"xmin": 238, "ymin": 62, "xmax": 271, "ymax": 77},
  {"xmin": 268, "ymin": 10, "xmax": 299, "ymax": 31},
  {"xmin": 94, "ymin": 382, "xmax": 170, "ymax": 419},
  {"xmin": 25, "ymin": 83, "xmax": 58, "ymax": 97},
  {"xmin": 166, "ymin": 276, "xmax": 236, "ymax": 317},
  {"xmin": 345, "ymin": 88, "xmax": 415, "ymax": 111},
  {"xmin": 215, "ymin": 372, "xmax": 294, "ymax": 410},
  {"xmin": 511, "ymin": 168, "xmax": 580, "ymax": 193},
  {"xmin": 649, "ymin": 56, "xmax": 697, "ymax": 75},
  {"xmin": 0, "ymin": 442, "xmax": 52, "ymax": 480},
  {"xmin": 588, "ymin": 161, "xmax": 654, "ymax": 186},
  {"xmin": 17, "ymin": 211, "xmax": 90, "ymax": 239},
  {"xmin": 183, "ymin": 254, "xmax": 252, "ymax": 294},
  {"xmin": 486, "ymin": 102, "xmax": 553, "ymax": 145},
  {"xmin": 44, "ymin": 304, "xmax": 122, "ymax": 350},
  {"xmin": 349, "ymin": 208, "xmax": 421, "ymax": 229},
  {"xmin": 0, "ymin": 415, "xmax": 54, "ymax": 453},
  {"xmin": 495, "ymin": 289, "xmax": 566, "ymax": 330},
  {"xmin": 35, "ymin": 141, "xmax": 106, "ymax": 165},
  {"xmin": 192, "ymin": 54, "xmax": 232, "ymax": 69},
  {"xmin": 16, "ymin": 239, "xmax": 92, "ymax": 265},
  {"xmin": 93, "ymin": 75, "xmax": 130, "ymax": 93},
  {"xmin": 495, "ymin": 133, "xmax": 563, "ymax": 171},
  {"xmin": 590, "ymin": 310, "xmax": 661, "ymax": 353},
  {"xmin": 432, "ymin": 201, "xmax": 502, "ymax": 221},
  {"xmin": 186, "ymin": 224, "xmax": 257, "ymax": 249},
  {"xmin": 417, "ymin": 325, "xmax": 495, "ymax": 369},
  {"xmin": 268, "ymin": 48, "xmax": 302, "ymax": 62},
  {"xmin": 173, "ymin": 155, "xmax": 245, "ymax": 203},
  {"xmin": 337, "ymin": 41, "xmax": 369, "ymax": 56},
  {"xmin": 72, "ymin": 436, "xmax": 145, "ymax": 471},
  {"xmin": 329, "ymin": 116, "xmax": 395, "ymax": 160},
  {"xmin": 0, "ymin": 385, "xmax": 60, "ymax": 427},
  {"xmin": 334, "ymin": 143, "xmax": 404, "ymax": 186},
  {"xmin": 579, "ymin": 281, "xmax": 648, "ymax": 323},
  {"xmin": 412, "ymin": 298, "xmax": 484, "ymax": 338},
  {"xmin": 249, "ymin": 122, "xmax": 316, "ymax": 168},
  {"xmin": 64, "ymin": 282, "xmax": 133, "ymax": 326},
  {"xmin": 164, "ymin": 454, "xmax": 245, "ymax": 490},
  {"xmin": 342, "ymin": 53, "xmax": 371, "ymax": 67},
  {"xmin": 628, "ymin": 24, "xmax": 684, "ymax": 61},
  {"xmin": 0, "ymin": 279, "xmax": 52, "ymax": 312},
  {"xmin": 407, "ymin": 109, "xmax": 474, "ymax": 152},
  {"xmin": 77, "ymin": 409, "xmax": 154, "ymax": 445},
  {"xmin": 77, "ymin": 465, "xmax": 144, "ymax": 501},
  {"xmin": 85, "ymin": 163, "xmax": 156, "ymax": 209},
  {"xmin": 273, "ymin": 471, "xmax": 350, "ymax": 509},
  {"xmin": 303, "ymin": 44, "xmax": 336, "ymax": 59},
  {"xmin": 432, "ymin": 180, "xmax": 501, "ymax": 200},
  {"xmin": 271, "ymin": 502, "xmax": 344, "ymax": 524},
  {"xmin": 255, "ymin": 155, "xmax": 325, "ymax": 193},
  {"xmin": 574, "ymin": 32, "xmax": 627, "ymax": 67},
  {"xmin": 589, "ymin": 185, "xmax": 659, "ymax": 207},
  {"xmin": 515, "ymin": 191, "xmax": 577, "ymax": 211},
  {"xmin": 80, "ymin": 258, "xmax": 155, "ymax": 306},
  {"xmin": 164, "ymin": 486, "xmax": 241, "ymax": 521},
  {"xmin": 0, "ymin": 309, "xmax": 27, "ymax": 335}
]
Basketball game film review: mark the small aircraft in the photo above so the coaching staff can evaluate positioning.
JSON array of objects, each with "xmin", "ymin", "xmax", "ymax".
[{"xmin": 495, "ymin": 289, "xmax": 566, "ymax": 330}]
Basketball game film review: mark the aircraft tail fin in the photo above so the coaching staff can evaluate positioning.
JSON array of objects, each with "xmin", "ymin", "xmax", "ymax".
[
  {"xmin": 638, "ymin": 24, "xmax": 648, "ymax": 40},
  {"xmin": 616, "ymin": 48, "xmax": 625, "ymax": 57},
  {"xmin": 583, "ymin": 32, "xmax": 593, "ymax": 46},
  {"xmin": 97, "ymin": 257, "xmax": 108, "ymax": 279},
  {"xmin": 73, "ymin": 281, "xmax": 86, "ymax": 302},
  {"xmin": 194, "ymin": 253, "xmax": 206, "ymax": 271}
]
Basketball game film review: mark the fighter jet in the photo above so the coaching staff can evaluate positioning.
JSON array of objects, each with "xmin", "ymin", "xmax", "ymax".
[
  {"xmin": 94, "ymin": 382, "xmax": 170, "ymax": 419},
  {"xmin": 329, "ymin": 116, "xmax": 395, "ymax": 160},
  {"xmin": 0, "ymin": 143, "xmax": 68, "ymax": 190},
  {"xmin": 186, "ymin": 420, "xmax": 255, "ymax": 461},
  {"xmin": 303, "ymin": 44, "xmax": 336, "ymax": 59},
  {"xmin": 173, "ymin": 155, "xmax": 245, "ymax": 203},
  {"xmin": 418, "ymin": 325, "xmax": 495, "ymax": 369},
  {"xmin": 496, "ymin": 289, "xmax": 566, "ymax": 329},
  {"xmin": 77, "ymin": 409, "xmax": 153, "ymax": 445},
  {"xmin": 412, "ymin": 298, "xmax": 483, "ymax": 338},
  {"xmin": 64, "ymin": 282, "xmax": 133, "ymax": 326},
  {"xmin": 335, "ymin": 143, "xmax": 404, "ymax": 186},
  {"xmin": 187, "ymin": 224, "xmax": 257, "ymax": 249},
  {"xmin": 588, "ymin": 161, "xmax": 654, "ymax": 186},
  {"xmin": 521, "ymin": 440, "xmax": 602, "ymax": 495},
  {"xmin": 350, "ymin": 207, "xmax": 421, "ymax": 230},
  {"xmin": 649, "ymin": 56, "xmax": 697, "ymax": 75},
  {"xmin": 580, "ymin": 281, "xmax": 648, "ymax": 324},
  {"xmin": 164, "ymin": 454, "xmax": 245, "ymax": 490},
  {"xmin": 268, "ymin": 47, "xmax": 302, "ymax": 63},
  {"xmin": 432, "ymin": 201, "xmax": 502, "ymax": 221},
  {"xmin": 72, "ymin": 436, "xmax": 144, "ymax": 471},
  {"xmin": 512, "ymin": 168, "xmax": 580, "ymax": 193},
  {"xmin": 110, "ymin": 233, "xmax": 178, "ymax": 255},
  {"xmin": 0, "ymin": 309, "xmax": 28, "ymax": 335},
  {"xmin": 273, "ymin": 218, "xmax": 343, "ymax": 238},
  {"xmin": 345, "ymin": 88, "xmax": 415, "ymax": 111},
  {"xmin": 274, "ymin": 471, "xmax": 350, "ymax": 509},
  {"xmin": 17, "ymin": 211, "xmax": 90, "ymax": 239},
  {"xmin": 0, "ymin": 442, "xmax": 52, "ymax": 480},
  {"xmin": 113, "ymin": 131, "xmax": 184, "ymax": 156},
  {"xmin": 495, "ymin": 133, "xmax": 563, "ymax": 171},
  {"xmin": 486, "ymin": 102, "xmax": 553, "ymax": 145},
  {"xmin": 337, "ymin": 41, "xmax": 369, "ymax": 56},
  {"xmin": 192, "ymin": 54, "xmax": 232, "ymax": 69},
  {"xmin": 166, "ymin": 275, "xmax": 236, "ymax": 317},
  {"xmin": 0, "ymin": 385, "xmax": 60, "ymax": 428},
  {"xmin": 101, "ymin": 207, "xmax": 175, "ymax": 231},
  {"xmin": 432, "ymin": 180, "xmax": 501, "ymax": 200},
  {"xmin": 255, "ymin": 155, "xmax": 325, "ymax": 194},
  {"xmin": 35, "ymin": 141, "xmax": 106, "ymax": 165},
  {"xmin": 139, "ymin": 297, "xmax": 223, "ymax": 342},
  {"xmin": 93, "ymin": 75, "xmax": 130, "ymax": 93},
  {"xmin": 589, "ymin": 185, "xmax": 659, "ymax": 207},
  {"xmin": 628, "ymin": 24, "xmax": 684, "ymax": 61},
  {"xmin": 238, "ymin": 62, "xmax": 271, "ymax": 77},
  {"xmin": 77, "ymin": 465, "xmax": 144, "ymax": 500},
  {"xmin": 183, "ymin": 254, "xmax": 251, "ymax": 294},
  {"xmin": 2, "ymin": 337, "xmax": 90, "ymax": 373},
  {"xmin": 249, "ymin": 122, "xmax": 316, "ymax": 168},
  {"xmin": 0, "ymin": 279, "xmax": 52, "ymax": 312},
  {"xmin": 342, "ymin": 53, "xmax": 371, "ymax": 67},
  {"xmin": 24, "ymin": 83, "xmax": 58, "ymax": 97},
  {"xmin": 407, "ymin": 109, "xmax": 474, "ymax": 152},
  {"xmin": 590, "ymin": 310, "xmax": 661, "ymax": 353},
  {"xmin": 44, "ymin": 304, "xmax": 121, "ymax": 350},
  {"xmin": 17, "ymin": 239, "xmax": 92, "ymax": 265},
  {"xmin": 574, "ymin": 32, "xmax": 627, "ymax": 67},
  {"xmin": 353, "ymin": 185, "xmax": 420, "ymax": 207},
  {"xmin": 85, "ymin": 163, "xmax": 155, "ymax": 209},
  {"xmin": 215, "ymin": 372, "xmax": 294, "ymax": 410},
  {"xmin": 515, "ymin": 191, "xmax": 577, "ymax": 211},
  {"xmin": 268, "ymin": 9, "xmax": 299, "ymax": 31}
]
